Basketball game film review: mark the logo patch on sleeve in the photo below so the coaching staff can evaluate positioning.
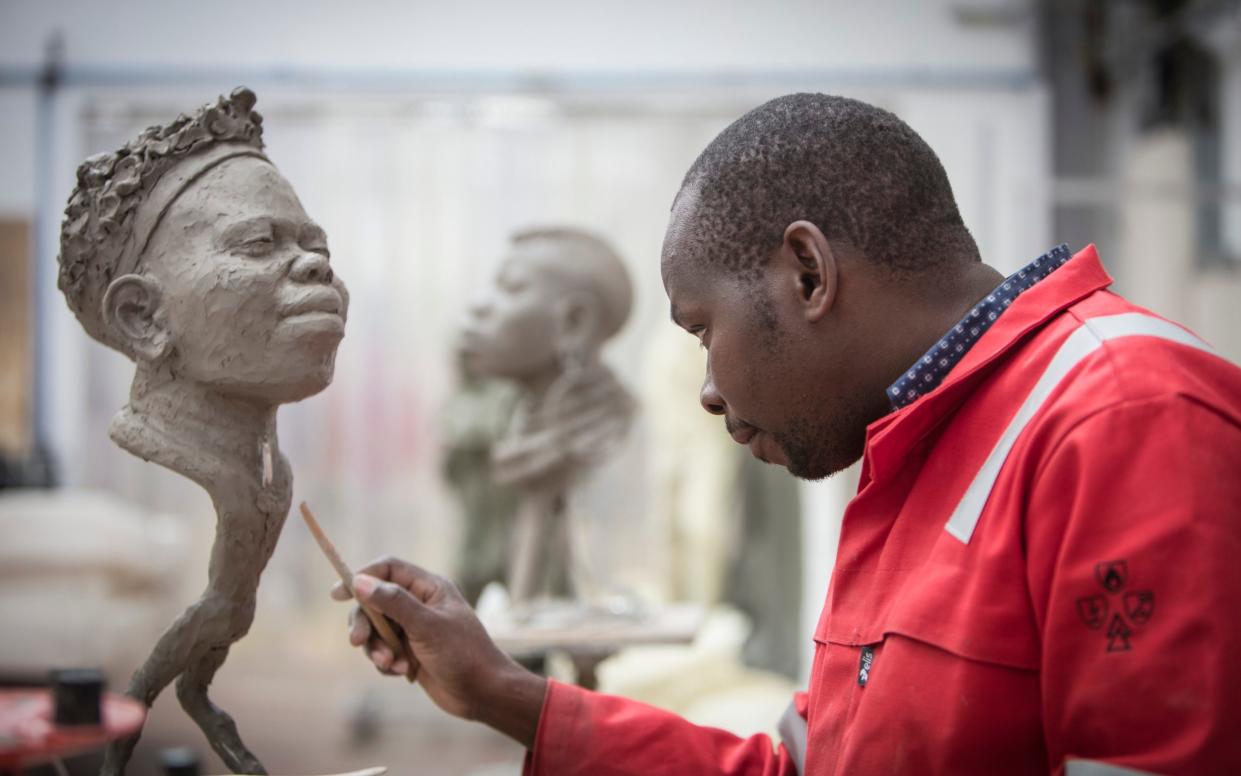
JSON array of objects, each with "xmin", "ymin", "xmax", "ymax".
[{"xmin": 1079, "ymin": 559, "xmax": 1155, "ymax": 653}]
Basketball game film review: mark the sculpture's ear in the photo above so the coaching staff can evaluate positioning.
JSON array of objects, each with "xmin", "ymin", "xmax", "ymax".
[
  {"xmin": 554, "ymin": 289, "xmax": 602, "ymax": 355},
  {"xmin": 102, "ymin": 274, "xmax": 171, "ymax": 362}
]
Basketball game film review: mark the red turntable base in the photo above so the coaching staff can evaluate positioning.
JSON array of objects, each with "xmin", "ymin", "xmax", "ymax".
[{"xmin": 0, "ymin": 689, "xmax": 145, "ymax": 773}]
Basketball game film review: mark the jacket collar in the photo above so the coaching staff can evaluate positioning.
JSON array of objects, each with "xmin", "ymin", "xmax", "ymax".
[{"xmin": 859, "ymin": 244, "xmax": 1114, "ymax": 485}]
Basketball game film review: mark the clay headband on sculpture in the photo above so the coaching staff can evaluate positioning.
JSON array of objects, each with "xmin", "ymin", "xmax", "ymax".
[{"xmin": 116, "ymin": 142, "xmax": 270, "ymax": 278}]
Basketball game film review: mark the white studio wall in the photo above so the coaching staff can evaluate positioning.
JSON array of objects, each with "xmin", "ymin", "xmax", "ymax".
[{"xmin": 0, "ymin": 0, "xmax": 1034, "ymax": 77}]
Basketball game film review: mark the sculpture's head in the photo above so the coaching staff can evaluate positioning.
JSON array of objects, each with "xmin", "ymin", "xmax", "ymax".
[
  {"xmin": 461, "ymin": 227, "xmax": 632, "ymax": 384},
  {"xmin": 58, "ymin": 87, "xmax": 348, "ymax": 405}
]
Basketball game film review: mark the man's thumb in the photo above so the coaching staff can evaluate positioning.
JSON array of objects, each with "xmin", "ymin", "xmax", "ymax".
[{"xmin": 353, "ymin": 573, "xmax": 426, "ymax": 630}]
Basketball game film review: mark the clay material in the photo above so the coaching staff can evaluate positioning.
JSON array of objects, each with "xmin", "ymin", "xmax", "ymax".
[
  {"xmin": 459, "ymin": 227, "xmax": 634, "ymax": 606},
  {"xmin": 57, "ymin": 87, "xmax": 348, "ymax": 775}
]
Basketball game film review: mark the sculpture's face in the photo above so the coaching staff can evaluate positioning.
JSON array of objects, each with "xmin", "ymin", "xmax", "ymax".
[
  {"xmin": 459, "ymin": 243, "xmax": 563, "ymax": 382},
  {"xmin": 142, "ymin": 156, "xmax": 348, "ymax": 403}
]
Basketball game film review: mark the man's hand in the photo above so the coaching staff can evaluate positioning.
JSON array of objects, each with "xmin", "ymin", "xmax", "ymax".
[{"xmin": 331, "ymin": 556, "xmax": 547, "ymax": 747}]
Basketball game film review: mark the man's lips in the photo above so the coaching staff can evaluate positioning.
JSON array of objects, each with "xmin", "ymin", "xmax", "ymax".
[
  {"xmin": 726, "ymin": 419, "xmax": 784, "ymax": 465},
  {"xmin": 727, "ymin": 420, "xmax": 758, "ymax": 446}
]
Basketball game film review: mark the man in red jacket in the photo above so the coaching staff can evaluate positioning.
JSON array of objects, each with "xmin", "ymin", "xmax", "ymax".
[{"xmin": 337, "ymin": 94, "xmax": 1241, "ymax": 774}]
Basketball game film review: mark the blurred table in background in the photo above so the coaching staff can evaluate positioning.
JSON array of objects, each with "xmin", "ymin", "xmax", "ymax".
[{"xmin": 486, "ymin": 602, "xmax": 706, "ymax": 689}]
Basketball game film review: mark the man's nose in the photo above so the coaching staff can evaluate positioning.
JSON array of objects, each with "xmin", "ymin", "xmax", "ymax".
[
  {"xmin": 700, "ymin": 372, "xmax": 726, "ymax": 416},
  {"xmin": 290, "ymin": 251, "xmax": 334, "ymax": 284}
]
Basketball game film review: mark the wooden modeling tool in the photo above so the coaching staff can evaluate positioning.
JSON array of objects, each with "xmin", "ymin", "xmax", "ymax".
[{"xmin": 299, "ymin": 502, "xmax": 418, "ymax": 683}]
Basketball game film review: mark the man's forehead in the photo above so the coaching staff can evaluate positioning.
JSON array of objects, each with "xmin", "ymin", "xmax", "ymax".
[
  {"xmin": 665, "ymin": 185, "xmax": 702, "ymax": 245},
  {"xmin": 661, "ymin": 186, "xmax": 708, "ymax": 281},
  {"xmin": 662, "ymin": 239, "xmax": 713, "ymax": 319}
]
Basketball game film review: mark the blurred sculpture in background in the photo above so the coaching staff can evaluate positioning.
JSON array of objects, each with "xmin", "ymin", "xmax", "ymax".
[
  {"xmin": 460, "ymin": 228, "xmax": 634, "ymax": 608},
  {"xmin": 57, "ymin": 87, "xmax": 348, "ymax": 775},
  {"xmin": 440, "ymin": 347, "xmax": 520, "ymax": 605}
]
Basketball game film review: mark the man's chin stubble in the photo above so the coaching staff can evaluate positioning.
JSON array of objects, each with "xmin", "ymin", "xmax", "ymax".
[{"xmin": 774, "ymin": 423, "xmax": 865, "ymax": 482}]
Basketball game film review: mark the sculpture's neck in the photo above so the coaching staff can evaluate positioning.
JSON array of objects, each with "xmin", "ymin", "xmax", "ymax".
[
  {"xmin": 110, "ymin": 364, "xmax": 281, "ymax": 496},
  {"xmin": 494, "ymin": 351, "xmax": 632, "ymax": 490},
  {"xmin": 516, "ymin": 349, "xmax": 602, "ymax": 421},
  {"xmin": 516, "ymin": 370, "xmax": 559, "ymax": 416}
]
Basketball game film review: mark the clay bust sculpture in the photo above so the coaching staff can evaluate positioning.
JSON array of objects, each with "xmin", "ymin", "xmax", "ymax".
[
  {"xmin": 459, "ymin": 228, "xmax": 634, "ymax": 607},
  {"xmin": 57, "ymin": 88, "xmax": 348, "ymax": 775}
]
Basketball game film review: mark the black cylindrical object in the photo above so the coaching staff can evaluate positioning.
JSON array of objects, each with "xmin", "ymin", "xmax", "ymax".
[
  {"xmin": 161, "ymin": 747, "xmax": 202, "ymax": 776},
  {"xmin": 49, "ymin": 667, "xmax": 104, "ymax": 726}
]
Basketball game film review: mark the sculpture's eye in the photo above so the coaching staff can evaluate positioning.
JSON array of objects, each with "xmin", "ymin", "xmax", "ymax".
[{"xmin": 238, "ymin": 237, "xmax": 275, "ymax": 257}]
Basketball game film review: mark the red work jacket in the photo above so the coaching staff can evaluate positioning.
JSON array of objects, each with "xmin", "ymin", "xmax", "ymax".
[{"xmin": 523, "ymin": 246, "xmax": 1241, "ymax": 775}]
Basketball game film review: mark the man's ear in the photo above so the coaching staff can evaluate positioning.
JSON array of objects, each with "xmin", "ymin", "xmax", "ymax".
[
  {"xmin": 778, "ymin": 220, "xmax": 837, "ymax": 323},
  {"xmin": 102, "ymin": 274, "xmax": 172, "ymax": 362}
]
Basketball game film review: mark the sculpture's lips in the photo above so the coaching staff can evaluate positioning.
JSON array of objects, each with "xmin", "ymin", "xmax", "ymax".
[
  {"xmin": 279, "ymin": 288, "xmax": 345, "ymax": 339},
  {"xmin": 280, "ymin": 288, "xmax": 344, "ymax": 320}
]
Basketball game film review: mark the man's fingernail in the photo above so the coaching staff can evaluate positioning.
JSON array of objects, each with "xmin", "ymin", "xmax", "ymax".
[{"xmin": 353, "ymin": 574, "xmax": 378, "ymax": 597}]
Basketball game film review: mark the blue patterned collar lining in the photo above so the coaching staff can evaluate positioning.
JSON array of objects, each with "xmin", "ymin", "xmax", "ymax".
[{"xmin": 887, "ymin": 244, "xmax": 1074, "ymax": 410}]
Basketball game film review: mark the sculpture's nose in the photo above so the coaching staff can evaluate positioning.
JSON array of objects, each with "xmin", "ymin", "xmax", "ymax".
[{"xmin": 290, "ymin": 251, "xmax": 334, "ymax": 284}]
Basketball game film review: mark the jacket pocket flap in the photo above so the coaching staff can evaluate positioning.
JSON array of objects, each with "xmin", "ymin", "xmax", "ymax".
[{"xmin": 817, "ymin": 561, "xmax": 1041, "ymax": 671}]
